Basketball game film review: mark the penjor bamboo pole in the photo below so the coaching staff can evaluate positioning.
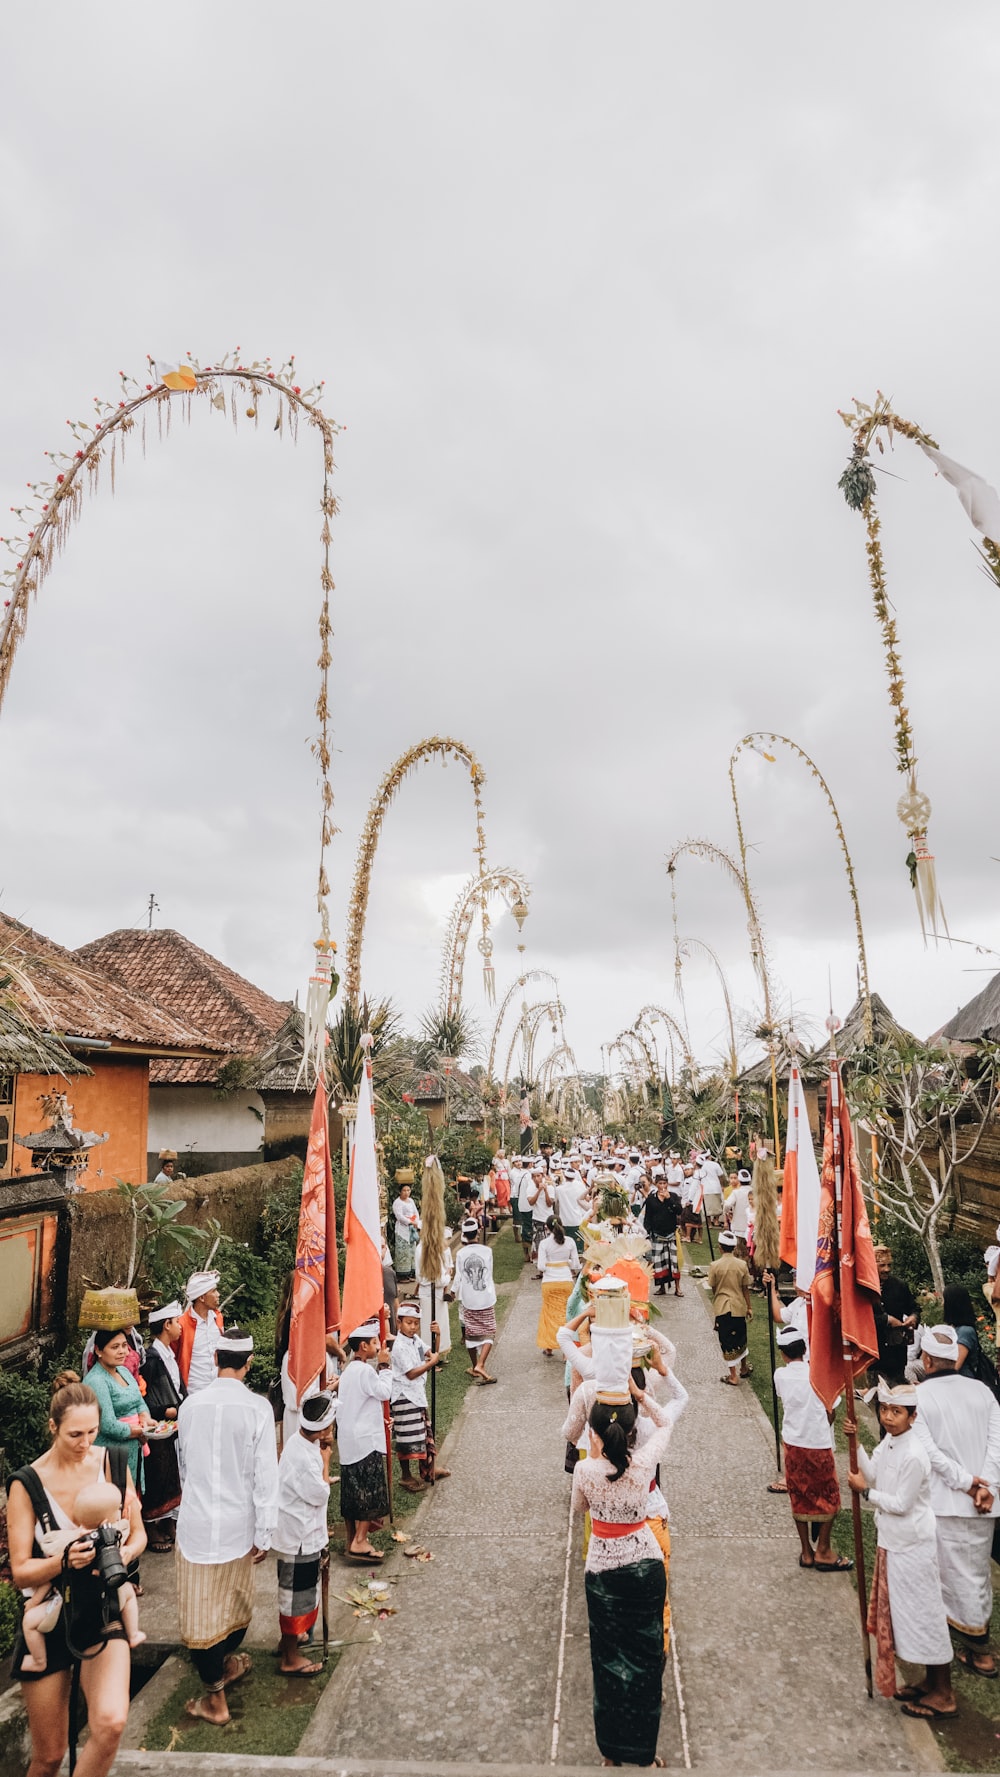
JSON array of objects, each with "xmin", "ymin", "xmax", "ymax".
[{"xmin": 828, "ymin": 1054, "xmax": 873, "ymax": 1699}]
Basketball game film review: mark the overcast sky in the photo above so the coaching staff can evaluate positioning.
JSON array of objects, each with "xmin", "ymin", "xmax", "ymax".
[{"xmin": 2, "ymin": 4, "xmax": 1000, "ymax": 1083}]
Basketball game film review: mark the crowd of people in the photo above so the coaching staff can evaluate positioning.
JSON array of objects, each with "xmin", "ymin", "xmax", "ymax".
[{"xmin": 6, "ymin": 1136, "xmax": 1000, "ymax": 1773}]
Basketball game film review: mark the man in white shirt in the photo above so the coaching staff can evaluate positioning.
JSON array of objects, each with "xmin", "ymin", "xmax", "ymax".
[
  {"xmin": 178, "ymin": 1269, "xmax": 224, "ymax": 1395},
  {"xmin": 698, "ymin": 1153, "xmax": 726, "ymax": 1225},
  {"xmin": 727, "ymin": 1169, "xmax": 753, "ymax": 1257},
  {"xmin": 176, "ymin": 1327, "xmax": 278, "ymax": 1725},
  {"xmin": 516, "ymin": 1162, "xmax": 537, "ymax": 1262},
  {"xmin": 772, "ymin": 1323, "xmax": 846, "ymax": 1571},
  {"xmin": 915, "ymin": 1324, "xmax": 1000, "ymax": 1677},
  {"xmin": 337, "ymin": 1320, "xmax": 393, "ymax": 1562},
  {"xmin": 274, "ymin": 1391, "xmax": 336, "ymax": 1676},
  {"xmin": 528, "ymin": 1163, "xmax": 554, "ymax": 1270},
  {"xmin": 454, "ymin": 1217, "xmax": 498, "ymax": 1383}
]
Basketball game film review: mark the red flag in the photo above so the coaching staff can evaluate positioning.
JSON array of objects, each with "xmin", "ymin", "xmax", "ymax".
[
  {"xmin": 809, "ymin": 1062, "xmax": 881, "ymax": 1409},
  {"xmin": 287, "ymin": 1077, "xmax": 340, "ymax": 1405}
]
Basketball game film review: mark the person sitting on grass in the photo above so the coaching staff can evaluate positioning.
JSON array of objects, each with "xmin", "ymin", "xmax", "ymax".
[
  {"xmin": 847, "ymin": 1381, "xmax": 957, "ymax": 1721},
  {"xmin": 773, "ymin": 1325, "xmax": 852, "ymax": 1573},
  {"xmin": 336, "ymin": 1322, "xmax": 393, "ymax": 1564}
]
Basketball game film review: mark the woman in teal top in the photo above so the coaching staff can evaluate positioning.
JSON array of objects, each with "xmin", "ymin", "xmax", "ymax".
[{"xmin": 87, "ymin": 1327, "xmax": 152, "ymax": 1486}]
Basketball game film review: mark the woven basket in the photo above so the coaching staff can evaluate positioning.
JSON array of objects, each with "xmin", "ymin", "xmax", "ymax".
[
  {"xmin": 78, "ymin": 1287, "xmax": 140, "ymax": 1331},
  {"xmin": 395, "ymin": 1167, "xmax": 415, "ymax": 1186}
]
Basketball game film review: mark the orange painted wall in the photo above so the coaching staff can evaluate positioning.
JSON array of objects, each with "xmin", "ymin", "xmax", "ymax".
[{"xmin": 10, "ymin": 1056, "xmax": 149, "ymax": 1192}]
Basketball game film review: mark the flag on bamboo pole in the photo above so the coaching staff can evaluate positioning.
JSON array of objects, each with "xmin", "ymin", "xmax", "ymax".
[
  {"xmin": 287, "ymin": 1076, "xmax": 340, "ymax": 1404},
  {"xmin": 918, "ymin": 443, "xmax": 1000, "ymax": 545},
  {"xmin": 339, "ymin": 1049, "xmax": 384, "ymax": 1336},
  {"xmin": 779, "ymin": 1067, "xmax": 821, "ymax": 1291},
  {"xmin": 809, "ymin": 1063, "xmax": 881, "ymax": 1410}
]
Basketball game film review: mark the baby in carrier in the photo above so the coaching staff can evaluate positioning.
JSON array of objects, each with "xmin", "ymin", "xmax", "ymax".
[{"xmin": 21, "ymin": 1479, "xmax": 145, "ymax": 1671}]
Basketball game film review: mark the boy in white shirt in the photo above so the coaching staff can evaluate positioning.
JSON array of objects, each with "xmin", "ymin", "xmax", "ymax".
[
  {"xmin": 274, "ymin": 1391, "xmax": 336, "ymax": 1674},
  {"xmin": 390, "ymin": 1300, "xmax": 448, "ymax": 1493},
  {"xmin": 773, "ymin": 1325, "xmax": 847, "ymax": 1571},
  {"xmin": 336, "ymin": 1322, "xmax": 392, "ymax": 1564}
]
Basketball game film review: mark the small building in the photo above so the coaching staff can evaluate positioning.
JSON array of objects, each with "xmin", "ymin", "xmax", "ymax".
[
  {"xmin": 75, "ymin": 927, "xmax": 314, "ymax": 1175},
  {"xmin": 736, "ymin": 991, "xmax": 914, "ymax": 1144}
]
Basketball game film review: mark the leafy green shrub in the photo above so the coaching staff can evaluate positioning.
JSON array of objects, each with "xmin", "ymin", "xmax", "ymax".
[
  {"xmin": 258, "ymin": 1164, "xmax": 305, "ymax": 1286},
  {"xmin": 0, "ymin": 1579, "xmax": 20, "ymax": 1660},
  {"xmin": 0, "ymin": 1372, "xmax": 51, "ymax": 1474}
]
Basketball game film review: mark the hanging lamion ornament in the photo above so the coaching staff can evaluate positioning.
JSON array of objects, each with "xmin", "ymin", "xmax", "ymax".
[{"xmin": 833, "ymin": 392, "xmax": 1000, "ymax": 940}]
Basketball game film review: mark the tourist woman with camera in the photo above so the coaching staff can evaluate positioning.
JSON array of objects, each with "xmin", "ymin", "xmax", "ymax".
[{"xmin": 7, "ymin": 1373, "xmax": 147, "ymax": 1777}]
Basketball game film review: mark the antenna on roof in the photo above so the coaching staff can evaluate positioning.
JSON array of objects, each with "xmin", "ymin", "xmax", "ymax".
[{"xmin": 147, "ymin": 893, "xmax": 159, "ymax": 931}]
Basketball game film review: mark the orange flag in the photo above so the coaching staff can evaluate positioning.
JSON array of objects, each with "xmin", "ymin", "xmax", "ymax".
[
  {"xmin": 809, "ymin": 1062, "xmax": 881, "ymax": 1410},
  {"xmin": 287, "ymin": 1077, "xmax": 340, "ymax": 1405}
]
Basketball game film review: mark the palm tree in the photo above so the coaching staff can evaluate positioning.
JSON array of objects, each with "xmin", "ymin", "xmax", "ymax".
[
  {"xmin": 416, "ymin": 1005, "xmax": 481, "ymax": 1070},
  {"xmin": 327, "ymin": 996, "xmax": 402, "ymax": 1105}
]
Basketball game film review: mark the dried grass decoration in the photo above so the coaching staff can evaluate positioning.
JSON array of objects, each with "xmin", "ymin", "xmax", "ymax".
[
  {"xmin": 750, "ymin": 1151, "xmax": 780, "ymax": 1274},
  {"xmin": 78, "ymin": 1287, "xmax": 140, "ymax": 1331},
  {"xmin": 418, "ymin": 1155, "xmax": 447, "ymax": 1286}
]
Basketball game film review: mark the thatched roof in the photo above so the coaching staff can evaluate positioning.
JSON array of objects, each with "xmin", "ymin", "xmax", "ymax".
[
  {"xmin": 0, "ymin": 1000, "xmax": 89, "ymax": 1078},
  {"xmin": 241, "ymin": 1007, "xmax": 309, "ymax": 1093},
  {"xmin": 736, "ymin": 991, "xmax": 914, "ymax": 1090},
  {"xmin": 937, "ymin": 970, "xmax": 1000, "ymax": 1045},
  {"xmin": 75, "ymin": 927, "xmax": 292, "ymax": 1083}
]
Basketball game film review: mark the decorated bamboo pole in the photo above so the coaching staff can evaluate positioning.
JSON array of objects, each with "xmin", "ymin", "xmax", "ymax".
[
  {"xmin": 751, "ymin": 1147, "xmax": 782, "ymax": 1475},
  {"xmin": 827, "ymin": 1041, "xmax": 873, "ymax": 1698},
  {"xmin": 834, "ymin": 394, "xmax": 1000, "ymax": 941},
  {"xmin": 666, "ymin": 842, "xmax": 783, "ymax": 1164},
  {"xmin": 419, "ymin": 1156, "xmax": 448, "ymax": 1440},
  {"xmin": 343, "ymin": 737, "xmax": 493, "ymax": 1007},
  {"xmin": 729, "ymin": 733, "xmax": 873, "ymax": 1046},
  {"xmin": 673, "ymin": 940, "xmax": 739, "ymax": 1083},
  {"xmin": 440, "ymin": 869, "xmax": 530, "ymax": 1020}
]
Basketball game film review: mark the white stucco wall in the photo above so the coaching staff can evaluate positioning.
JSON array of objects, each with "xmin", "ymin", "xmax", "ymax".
[{"xmin": 148, "ymin": 1086, "xmax": 265, "ymax": 1160}]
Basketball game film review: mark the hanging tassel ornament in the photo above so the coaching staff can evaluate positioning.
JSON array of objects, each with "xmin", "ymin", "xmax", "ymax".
[
  {"xmin": 898, "ymin": 778, "xmax": 947, "ymax": 943},
  {"xmin": 479, "ymin": 927, "xmax": 496, "ymax": 1005},
  {"xmin": 297, "ymin": 938, "xmax": 339, "ymax": 1088}
]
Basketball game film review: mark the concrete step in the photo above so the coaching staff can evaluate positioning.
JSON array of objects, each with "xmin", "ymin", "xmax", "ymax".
[{"xmin": 111, "ymin": 1760, "xmax": 937, "ymax": 1777}]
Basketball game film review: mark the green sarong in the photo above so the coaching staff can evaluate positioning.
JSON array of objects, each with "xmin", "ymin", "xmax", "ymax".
[{"xmin": 585, "ymin": 1559, "xmax": 666, "ymax": 1766}]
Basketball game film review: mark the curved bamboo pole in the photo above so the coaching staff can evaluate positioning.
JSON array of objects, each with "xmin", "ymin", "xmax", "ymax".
[
  {"xmin": 729, "ymin": 732, "xmax": 873, "ymax": 1045},
  {"xmin": 487, "ymin": 968, "xmax": 561, "ymax": 1079},
  {"xmin": 616, "ymin": 1026, "xmax": 658, "ymax": 1085},
  {"xmin": 666, "ymin": 839, "xmax": 783, "ymax": 1163},
  {"xmin": 439, "ymin": 866, "xmax": 530, "ymax": 1020},
  {"xmin": 633, "ymin": 1004, "xmax": 697, "ymax": 1080},
  {"xmin": 0, "ymin": 353, "xmax": 339, "ymax": 934},
  {"xmin": 503, "ymin": 998, "xmax": 563, "ymax": 1094},
  {"xmin": 344, "ymin": 736, "xmax": 490, "ymax": 1005},
  {"xmin": 673, "ymin": 941, "xmax": 740, "ymax": 1081}
]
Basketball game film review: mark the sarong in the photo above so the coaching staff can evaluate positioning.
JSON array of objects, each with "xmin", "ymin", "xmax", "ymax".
[
  {"xmin": 649, "ymin": 1234, "xmax": 677, "ymax": 1284},
  {"xmin": 714, "ymin": 1312, "xmax": 748, "ymax": 1364},
  {"xmin": 394, "ymin": 1225, "xmax": 418, "ymax": 1276},
  {"xmin": 340, "ymin": 1448, "xmax": 389, "ymax": 1522},
  {"xmin": 646, "ymin": 1514, "xmax": 672, "ymax": 1643},
  {"xmin": 275, "ymin": 1549, "xmax": 322, "ymax": 1637},
  {"xmin": 463, "ymin": 1304, "xmax": 497, "ymax": 1349},
  {"xmin": 519, "ymin": 1209, "xmax": 534, "ymax": 1244},
  {"xmin": 537, "ymin": 1278, "xmax": 573, "ymax": 1350},
  {"xmin": 176, "ymin": 1548, "xmax": 256, "ymax": 1651},
  {"xmin": 783, "ymin": 1442, "xmax": 840, "ymax": 1523},
  {"xmin": 936, "ymin": 1515, "xmax": 995, "ymax": 1642},
  {"xmin": 142, "ymin": 1433, "xmax": 181, "ymax": 1521},
  {"xmin": 390, "ymin": 1399, "xmax": 437, "ymax": 1482},
  {"xmin": 867, "ymin": 1541, "xmax": 952, "ymax": 1696},
  {"xmin": 585, "ymin": 1559, "xmax": 666, "ymax": 1766}
]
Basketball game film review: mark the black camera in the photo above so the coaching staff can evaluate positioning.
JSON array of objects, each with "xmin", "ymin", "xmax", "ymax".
[{"xmin": 91, "ymin": 1523, "xmax": 128, "ymax": 1595}]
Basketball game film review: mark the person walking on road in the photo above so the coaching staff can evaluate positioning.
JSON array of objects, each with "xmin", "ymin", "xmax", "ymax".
[
  {"xmin": 454, "ymin": 1217, "xmax": 498, "ymax": 1383},
  {"xmin": 707, "ymin": 1231, "xmax": 752, "ymax": 1385}
]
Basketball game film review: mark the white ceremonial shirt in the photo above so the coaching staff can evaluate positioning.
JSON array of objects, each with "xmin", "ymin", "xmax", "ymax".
[
  {"xmin": 336, "ymin": 1360, "xmax": 392, "ymax": 1466},
  {"xmin": 780, "ymin": 1295, "xmax": 810, "ymax": 1352},
  {"xmin": 912, "ymin": 1373, "xmax": 1000, "ymax": 1518},
  {"xmin": 453, "ymin": 1241, "xmax": 497, "ymax": 1310},
  {"xmin": 858, "ymin": 1429, "xmax": 937, "ymax": 1551},
  {"xmin": 274, "ymin": 1431, "xmax": 330, "ymax": 1555},
  {"xmin": 516, "ymin": 1168, "xmax": 535, "ymax": 1212},
  {"xmin": 186, "ymin": 1309, "xmax": 223, "ymax": 1394},
  {"xmin": 774, "ymin": 1360, "xmax": 832, "ymax": 1451},
  {"xmin": 699, "ymin": 1159, "xmax": 725, "ymax": 1197},
  {"xmin": 390, "ymin": 1331, "xmax": 431, "ymax": 1408},
  {"xmin": 728, "ymin": 1185, "xmax": 752, "ymax": 1238},
  {"xmin": 176, "ymin": 1376, "xmax": 278, "ymax": 1563},
  {"xmin": 555, "ymin": 1178, "xmax": 587, "ymax": 1227}
]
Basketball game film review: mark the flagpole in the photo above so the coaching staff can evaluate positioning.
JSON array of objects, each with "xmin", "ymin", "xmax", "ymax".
[
  {"xmin": 828, "ymin": 1046, "xmax": 873, "ymax": 1698},
  {"xmin": 362, "ymin": 1040, "xmax": 394, "ymax": 1529}
]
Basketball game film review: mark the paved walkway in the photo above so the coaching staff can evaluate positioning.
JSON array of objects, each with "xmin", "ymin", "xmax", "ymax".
[{"xmin": 298, "ymin": 1256, "xmax": 938, "ymax": 1772}]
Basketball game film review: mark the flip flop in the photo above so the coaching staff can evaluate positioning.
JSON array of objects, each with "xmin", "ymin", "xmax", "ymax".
[
  {"xmin": 185, "ymin": 1698, "xmax": 229, "ymax": 1725},
  {"xmin": 719, "ymin": 1376, "xmax": 739, "ymax": 1386},
  {"xmin": 767, "ymin": 1481, "xmax": 789, "ymax": 1494},
  {"xmin": 900, "ymin": 1701, "xmax": 958, "ymax": 1720},
  {"xmin": 346, "ymin": 1549, "xmax": 385, "ymax": 1564},
  {"xmin": 893, "ymin": 1685, "xmax": 927, "ymax": 1702},
  {"xmin": 475, "ymin": 1373, "xmax": 498, "ymax": 1384},
  {"xmin": 955, "ymin": 1647, "xmax": 998, "ymax": 1679},
  {"xmin": 798, "ymin": 1555, "xmax": 814, "ymax": 1569},
  {"xmin": 813, "ymin": 1556, "xmax": 853, "ymax": 1573},
  {"xmin": 279, "ymin": 1660, "xmax": 324, "ymax": 1677}
]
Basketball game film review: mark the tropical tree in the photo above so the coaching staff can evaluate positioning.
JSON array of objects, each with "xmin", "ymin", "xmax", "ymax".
[
  {"xmin": 848, "ymin": 1037, "xmax": 1000, "ymax": 1295},
  {"xmin": 326, "ymin": 996, "xmax": 403, "ymax": 1105},
  {"xmin": 415, "ymin": 1005, "xmax": 481, "ymax": 1070}
]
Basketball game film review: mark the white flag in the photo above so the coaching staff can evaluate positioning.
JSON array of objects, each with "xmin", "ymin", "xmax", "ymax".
[
  {"xmin": 920, "ymin": 443, "xmax": 1000, "ymax": 544},
  {"xmin": 785, "ymin": 1068, "xmax": 821, "ymax": 1293}
]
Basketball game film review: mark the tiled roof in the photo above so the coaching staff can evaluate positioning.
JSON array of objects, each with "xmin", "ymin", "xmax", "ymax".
[
  {"xmin": 75, "ymin": 929, "xmax": 292, "ymax": 1082},
  {"xmin": 0, "ymin": 912, "xmax": 212, "ymax": 1053}
]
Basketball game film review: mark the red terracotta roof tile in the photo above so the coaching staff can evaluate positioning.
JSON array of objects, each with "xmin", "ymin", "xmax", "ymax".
[{"xmin": 75, "ymin": 928, "xmax": 291, "ymax": 1061}]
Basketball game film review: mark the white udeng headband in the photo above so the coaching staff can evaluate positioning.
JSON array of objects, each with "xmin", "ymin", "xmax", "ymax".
[
  {"xmin": 301, "ymin": 1392, "xmax": 337, "ymax": 1432},
  {"xmin": 220, "ymin": 1333, "xmax": 254, "ymax": 1355}
]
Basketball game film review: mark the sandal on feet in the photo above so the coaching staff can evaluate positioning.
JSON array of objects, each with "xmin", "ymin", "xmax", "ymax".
[
  {"xmin": 719, "ymin": 1376, "xmax": 739, "ymax": 1386},
  {"xmin": 432, "ymin": 1468, "xmax": 451, "ymax": 1479},
  {"xmin": 185, "ymin": 1698, "xmax": 228, "ymax": 1725},
  {"xmin": 893, "ymin": 1685, "xmax": 927, "ymax": 1702},
  {"xmin": 223, "ymin": 1653, "xmax": 252, "ymax": 1686},
  {"xmin": 346, "ymin": 1548, "xmax": 384, "ymax": 1564},
  {"xmin": 798, "ymin": 1554, "xmax": 814, "ymax": 1568},
  {"xmin": 900, "ymin": 1700, "xmax": 958, "ymax": 1720},
  {"xmin": 813, "ymin": 1556, "xmax": 853, "ymax": 1573},
  {"xmin": 767, "ymin": 1481, "xmax": 789, "ymax": 1494},
  {"xmin": 280, "ymin": 1659, "xmax": 324, "ymax": 1677},
  {"xmin": 956, "ymin": 1647, "xmax": 998, "ymax": 1678}
]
